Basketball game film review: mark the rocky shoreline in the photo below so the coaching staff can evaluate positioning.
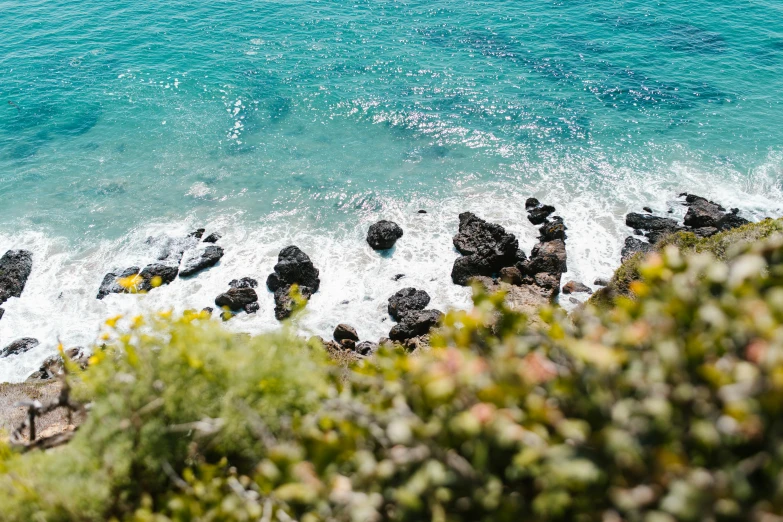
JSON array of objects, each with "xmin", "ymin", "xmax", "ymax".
[{"xmin": 0, "ymin": 192, "xmax": 765, "ymax": 382}]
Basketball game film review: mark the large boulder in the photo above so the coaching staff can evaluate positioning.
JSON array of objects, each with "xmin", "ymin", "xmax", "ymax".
[
  {"xmin": 138, "ymin": 264, "xmax": 179, "ymax": 291},
  {"xmin": 525, "ymin": 240, "xmax": 567, "ymax": 275},
  {"xmin": 367, "ymin": 220, "xmax": 404, "ymax": 250},
  {"xmin": 683, "ymin": 197, "xmax": 725, "ymax": 228},
  {"xmin": 334, "ymin": 324, "xmax": 359, "ymax": 343},
  {"xmin": 179, "ymin": 245, "xmax": 224, "ymax": 277},
  {"xmin": 266, "ymin": 246, "xmax": 320, "ymax": 320},
  {"xmin": 215, "ymin": 287, "xmax": 258, "ymax": 311},
  {"xmin": 388, "ymin": 288, "xmax": 430, "ymax": 320},
  {"xmin": 0, "ymin": 250, "xmax": 33, "ymax": 306},
  {"xmin": 1, "ymin": 337, "xmax": 39, "ymax": 359},
  {"xmin": 389, "ymin": 309, "xmax": 443, "ymax": 342},
  {"xmin": 451, "ymin": 213, "xmax": 519, "ymax": 286},
  {"xmin": 625, "ymin": 213, "xmax": 680, "ymax": 233},
  {"xmin": 539, "ymin": 217, "xmax": 567, "ymax": 242}
]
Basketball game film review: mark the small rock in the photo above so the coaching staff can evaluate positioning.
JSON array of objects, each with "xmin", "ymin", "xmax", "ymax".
[
  {"xmin": 692, "ymin": 227, "xmax": 719, "ymax": 238},
  {"xmin": 179, "ymin": 245, "xmax": 224, "ymax": 277},
  {"xmin": 539, "ymin": 217, "xmax": 567, "ymax": 241},
  {"xmin": 244, "ymin": 302, "xmax": 260, "ymax": 314},
  {"xmin": 388, "ymin": 288, "xmax": 430, "ymax": 321},
  {"xmin": 355, "ymin": 341, "xmax": 378, "ymax": 356},
  {"xmin": 625, "ymin": 213, "xmax": 680, "ymax": 232},
  {"xmin": 1, "ymin": 337, "xmax": 39, "ymax": 359},
  {"xmin": 499, "ymin": 266, "xmax": 523, "ymax": 285},
  {"xmin": 717, "ymin": 213, "xmax": 750, "ymax": 231},
  {"xmin": 525, "ymin": 197, "xmax": 540, "ymax": 210},
  {"xmin": 643, "ymin": 206, "xmax": 653, "ymax": 213},
  {"xmin": 334, "ymin": 324, "xmax": 359, "ymax": 343},
  {"xmin": 367, "ymin": 220, "xmax": 404, "ymax": 250},
  {"xmin": 215, "ymin": 287, "xmax": 259, "ymax": 311},
  {"xmin": 0, "ymin": 250, "xmax": 33, "ymax": 306},
  {"xmin": 569, "ymin": 297, "xmax": 579, "ymax": 305},
  {"xmin": 229, "ymin": 277, "xmax": 258, "ymax": 289},
  {"xmin": 339, "ymin": 338, "xmax": 356, "ymax": 350},
  {"xmin": 97, "ymin": 266, "xmax": 140, "ymax": 299},
  {"xmin": 266, "ymin": 246, "xmax": 320, "ymax": 320},
  {"xmin": 138, "ymin": 264, "xmax": 178, "ymax": 291},
  {"xmin": 188, "ymin": 228, "xmax": 206, "ymax": 239},
  {"xmin": 451, "ymin": 212, "xmax": 519, "ymax": 285},
  {"xmin": 594, "ymin": 278, "xmax": 609, "ymax": 286},
  {"xmin": 526, "ymin": 240, "xmax": 567, "ymax": 275},
  {"xmin": 0, "ymin": 308, "xmax": 4, "ymax": 321},
  {"xmin": 683, "ymin": 197, "xmax": 725, "ymax": 228},
  {"xmin": 202, "ymin": 307, "xmax": 214, "ymax": 315},
  {"xmin": 392, "ymin": 274, "xmax": 405, "ymax": 281},
  {"xmin": 563, "ymin": 281, "xmax": 593, "ymax": 295},
  {"xmin": 202, "ymin": 232, "xmax": 222, "ymax": 243},
  {"xmin": 418, "ymin": 209, "xmax": 427, "ymax": 214},
  {"xmin": 527, "ymin": 205, "xmax": 556, "ymax": 225}
]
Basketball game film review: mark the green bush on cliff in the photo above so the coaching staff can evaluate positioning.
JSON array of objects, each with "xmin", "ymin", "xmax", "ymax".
[{"xmin": 3, "ymin": 231, "xmax": 783, "ymax": 520}]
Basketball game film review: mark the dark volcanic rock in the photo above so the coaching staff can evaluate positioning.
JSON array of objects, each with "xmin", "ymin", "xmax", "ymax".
[
  {"xmin": 339, "ymin": 338, "xmax": 356, "ymax": 350},
  {"xmin": 539, "ymin": 217, "xmax": 567, "ymax": 242},
  {"xmin": 643, "ymin": 206, "xmax": 653, "ymax": 213},
  {"xmin": 389, "ymin": 309, "xmax": 443, "ymax": 342},
  {"xmin": 203, "ymin": 232, "xmax": 222, "ymax": 243},
  {"xmin": 388, "ymin": 288, "xmax": 430, "ymax": 321},
  {"xmin": 138, "ymin": 264, "xmax": 178, "ymax": 291},
  {"xmin": 244, "ymin": 302, "xmax": 260, "ymax": 314},
  {"xmin": 527, "ymin": 205, "xmax": 555, "ymax": 225},
  {"xmin": 626, "ymin": 213, "xmax": 679, "ymax": 232},
  {"xmin": 97, "ymin": 266, "xmax": 141, "ymax": 299},
  {"xmin": 0, "ymin": 250, "xmax": 33, "ymax": 306},
  {"xmin": 367, "ymin": 220, "xmax": 404, "ymax": 250},
  {"xmin": 563, "ymin": 281, "xmax": 592, "ymax": 295},
  {"xmin": 266, "ymin": 246, "xmax": 320, "ymax": 320},
  {"xmin": 215, "ymin": 287, "xmax": 258, "ymax": 311},
  {"xmin": 334, "ymin": 324, "xmax": 359, "ymax": 343},
  {"xmin": 189, "ymin": 228, "xmax": 206, "ymax": 239},
  {"xmin": 526, "ymin": 240, "xmax": 567, "ymax": 275},
  {"xmin": 451, "ymin": 213, "xmax": 519, "ymax": 285},
  {"xmin": 0, "ymin": 308, "xmax": 3, "ymax": 321},
  {"xmin": 229, "ymin": 277, "xmax": 258, "ymax": 289},
  {"xmin": 717, "ymin": 213, "xmax": 751, "ymax": 231},
  {"xmin": 525, "ymin": 197, "xmax": 540, "ymax": 210},
  {"xmin": 392, "ymin": 274, "xmax": 405, "ymax": 281},
  {"xmin": 355, "ymin": 341, "xmax": 378, "ymax": 356},
  {"xmin": 147, "ymin": 234, "xmax": 199, "ymax": 265},
  {"xmin": 179, "ymin": 245, "xmax": 224, "ymax": 277},
  {"xmin": 683, "ymin": 198, "xmax": 725, "ymax": 228},
  {"xmin": 499, "ymin": 266, "xmax": 523, "ymax": 285},
  {"xmin": 621, "ymin": 237, "xmax": 655, "ymax": 262},
  {"xmin": 1, "ymin": 337, "xmax": 39, "ymax": 359}
]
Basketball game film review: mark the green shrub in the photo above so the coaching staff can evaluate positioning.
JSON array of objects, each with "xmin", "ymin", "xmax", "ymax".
[{"xmin": 4, "ymin": 233, "xmax": 783, "ymax": 520}]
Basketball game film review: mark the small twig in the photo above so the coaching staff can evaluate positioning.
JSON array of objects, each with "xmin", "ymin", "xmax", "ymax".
[{"xmin": 161, "ymin": 460, "xmax": 192, "ymax": 492}]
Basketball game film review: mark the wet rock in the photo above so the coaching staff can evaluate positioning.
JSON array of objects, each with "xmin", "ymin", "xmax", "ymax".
[
  {"xmin": 0, "ymin": 308, "xmax": 4, "ymax": 321},
  {"xmin": 563, "ymin": 281, "xmax": 593, "ymax": 295},
  {"xmin": 643, "ymin": 206, "xmax": 653, "ymax": 213},
  {"xmin": 451, "ymin": 213, "xmax": 519, "ymax": 285},
  {"xmin": 202, "ymin": 307, "xmax": 214, "ymax": 315},
  {"xmin": 244, "ymin": 302, "xmax": 260, "ymax": 314},
  {"xmin": 203, "ymin": 232, "xmax": 222, "ymax": 243},
  {"xmin": 334, "ymin": 324, "xmax": 359, "ymax": 343},
  {"xmin": 355, "ymin": 341, "xmax": 378, "ymax": 356},
  {"xmin": 0, "ymin": 250, "xmax": 33, "ymax": 306},
  {"xmin": 499, "ymin": 266, "xmax": 523, "ymax": 285},
  {"xmin": 388, "ymin": 288, "xmax": 430, "ymax": 321},
  {"xmin": 527, "ymin": 205, "xmax": 556, "ymax": 225},
  {"xmin": 621, "ymin": 237, "xmax": 654, "ymax": 262},
  {"xmin": 266, "ymin": 246, "xmax": 320, "ymax": 320},
  {"xmin": 147, "ymin": 234, "xmax": 199, "ymax": 265},
  {"xmin": 215, "ymin": 287, "xmax": 258, "ymax": 311},
  {"xmin": 96, "ymin": 266, "xmax": 141, "ymax": 299},
  {"xmin": 367, "ymin": 220, "xmax": 404, "ymax": 250},
  {"xmin": 539, "ymin": 217, "xmax": 567, "ymax": 242},
  {"xmin": 569, "ymin": 297, "xmax": 580, "ymax": 305},
  {"xmin": 389, "ymin": 309, "xmax": 443, "ymax": 341},
  {"xmin": 230, "ymin": 277, "xmax": 258, "ymax": 289},
  {"xmin": 525, "ymin": 197, "xmax": 540, "ymax": 210},
  {"xmin": 189, "ymin": 228, "xmax": 206, "ymax": 239},
  {"xmin": 626, "ymin": 213, "xmax": 680, "ymax": 233},
  {"xmin": 179, "ymin": 245, "xmax": 224, "ymax": 277},
  {"xmin": 594, "ymin": 278, "xmax": 610, "ymax": 286},
  {"xmin": 683, "ymin": 196, "xmax": 725, "ymax": 228},
  {"xmin": 717, "ymin": 213, "xmax": 751, "ymax": 231},
  {"xmin": 1, "ymin": 337, "xmax": 39, "ymax": 359},
  {"xmin": 138, "ymin": 264, "xmax": 178, "ymax": 291},
  {"xmin": 418, "ymin": 210, "xmax": 427, "ymax": 214},
  {"xmin": 392, "ymin": 274, "xmax": 405, "ymax": 281}
]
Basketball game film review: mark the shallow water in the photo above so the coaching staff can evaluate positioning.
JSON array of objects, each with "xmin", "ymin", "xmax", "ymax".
[{"xmin": 1, "ymin": 0, "xmax": 782, "ymax": 381}]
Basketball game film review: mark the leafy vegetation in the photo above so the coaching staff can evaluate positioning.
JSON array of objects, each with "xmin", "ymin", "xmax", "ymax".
[{"xmin": 3, "ymin": 228, "xmax": 783, "ymax": 520}]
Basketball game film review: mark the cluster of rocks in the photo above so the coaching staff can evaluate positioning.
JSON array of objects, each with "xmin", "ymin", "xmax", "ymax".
[
  {"xmin": 266, "ymin": 246, "xmax": 321, "ymax": 320},
  {"xmin": 450, "ymin": 212, "xmax": 524, "ymax": 285},
  {"xmin": 387, "ymin": 287, "xmax": 443, "ymax": 343},
  {"xmin": 622, "ymin": 194, "xmax": 751, "ymax": 261},
  {"xmin": 0, "ymin": 249, "xmax": 33, "ymax": 321},
  {"xmin": 97, "ymin": 228, "xmax": 224, "ymax": 299},
  {"xmin": 27, "ymin": 347, "xmax": 90, "ymax": 381},
  {"xmin": 214, "ymin": 277, "xmax": 259, "ymax": 316},
  {"xmin": 323, "ymin": 324, "xmax": 378, "ymax": 356}
]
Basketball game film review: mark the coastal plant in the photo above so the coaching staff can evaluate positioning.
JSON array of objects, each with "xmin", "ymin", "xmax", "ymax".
[{"xmin": 3, "ymin": 229, "xmax": 783, "ymax": 520}]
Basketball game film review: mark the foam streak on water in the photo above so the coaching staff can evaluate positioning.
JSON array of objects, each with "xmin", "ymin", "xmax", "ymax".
[{"xmin": 1, "ymin": 0, "xmax": 782, "ymax": 380}]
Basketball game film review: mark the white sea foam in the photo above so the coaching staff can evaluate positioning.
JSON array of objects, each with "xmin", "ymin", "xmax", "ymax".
[{"xmin": 1, "ymin": 169, "xmax": 782, "ymax": 383}]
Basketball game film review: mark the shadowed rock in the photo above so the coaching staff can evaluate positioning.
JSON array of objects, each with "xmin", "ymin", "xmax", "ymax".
[
  {"xmin": 367, "ymin": 220, "xmax": 404, "ymax": 250},
  {"xmin": 334, "ymin": 324, "xmax": 359, "ymax": 343},
  {"xmin": 0, "ymin": 250, "xmax": 33, "ymax": 306},
  {"xmin": 215, "ymin": 287, "xmax": 258, "ymax": 311},
  {"xmin": 388, "ymin": 288, "xmax": 430, "ymax": 321},
  {"xmin": 179, "ymin": 245, "xmax": 224, "ymax": 277},
  {"xmin": 1, "ymin": 338, "xmax": 39, "ymax": 359},
  {"xmin": 621, "ymin": 237, "xmax": 655, "ymax": 262},
  {"xmin": 229, "ymin": 277, "xmax": 258, "ymax": 289},
  {"xmin": 203, "ymin": 232, "xmax": 222, "ymax": 243},
  {"xmin": 451, "ymin": 213, "xmax": 519, "ymax": 285},
  {"xmin": 389, "ymin": 309, "xmax": 443, "ymax": 342}
]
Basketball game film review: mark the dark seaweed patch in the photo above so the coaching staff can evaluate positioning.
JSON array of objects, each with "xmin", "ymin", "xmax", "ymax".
[{"xmin": 659, "ymin": 24, "xmax": 727, "ymax": 54}]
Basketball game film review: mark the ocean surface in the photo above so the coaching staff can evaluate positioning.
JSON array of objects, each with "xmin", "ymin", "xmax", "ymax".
[{"xmin": 1, "ymin": 0, "xmax": 782, "ymax": 381}]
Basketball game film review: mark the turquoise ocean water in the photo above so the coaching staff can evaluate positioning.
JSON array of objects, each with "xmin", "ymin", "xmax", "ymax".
[{"xmin": 1, "ymin": 0, "xmax": 782, "ymax": 380}]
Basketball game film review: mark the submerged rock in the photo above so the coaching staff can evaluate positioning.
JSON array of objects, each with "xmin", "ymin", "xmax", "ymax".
[
  {"xmin": 388, "ymin": 288, "xmax": 430, "ymax": 321},
  {"xmin": 266, "ymin": 246, "xmax": 320, "ymax": 320},
  {"xmin": 367, "ymin": 220, "xmax": 404, "ymax": 250},
  {"xmin": 389, "ymin": 309, "xmax": 443, "ymax": 341},
  {"xmin": 0, "ymin": 249, "xmax": 33, "ymax": 306},
  {"xmin": 179, "ymin": 245, "xmax": 224, "ymax": 277},
  {"xmin": 229, "ymin": 277, "xmax": 258, "ymax": 289},
  {"xmin": 96, "ymin": 266, "xmax": 141, "ymax": 299},
  {"xmin": 202, "ymin": 232, "xmax": 222, "ymax": 243},
  {"xmin": 1, "ymin": 337, "xmax": 39, "ymax": 359}
]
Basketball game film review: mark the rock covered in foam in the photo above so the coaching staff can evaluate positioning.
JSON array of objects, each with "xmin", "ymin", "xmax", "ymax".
[
  {"xmin": 1, "ymin": 337, "xmax": 39, "ymax": 359},
  {"xmin": 0, "ymin": 249, "xmax": 33, "ymax": 306},
  {"xmin": 367, "ymin": 220, "xmax": 404, "ymax": 250},
  {"xmin": 179, "ymin": 245, "xmax": 224, "ymax": 277}
]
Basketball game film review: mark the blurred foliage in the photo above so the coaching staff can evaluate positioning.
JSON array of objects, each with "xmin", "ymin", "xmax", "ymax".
[
  {"xmin": 3, "ymin": 229, "xmax": 783, "ymax": 520},
  {"xmin": 590, "ymin": 218, "xmax": 783, "ymax": 308}
]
